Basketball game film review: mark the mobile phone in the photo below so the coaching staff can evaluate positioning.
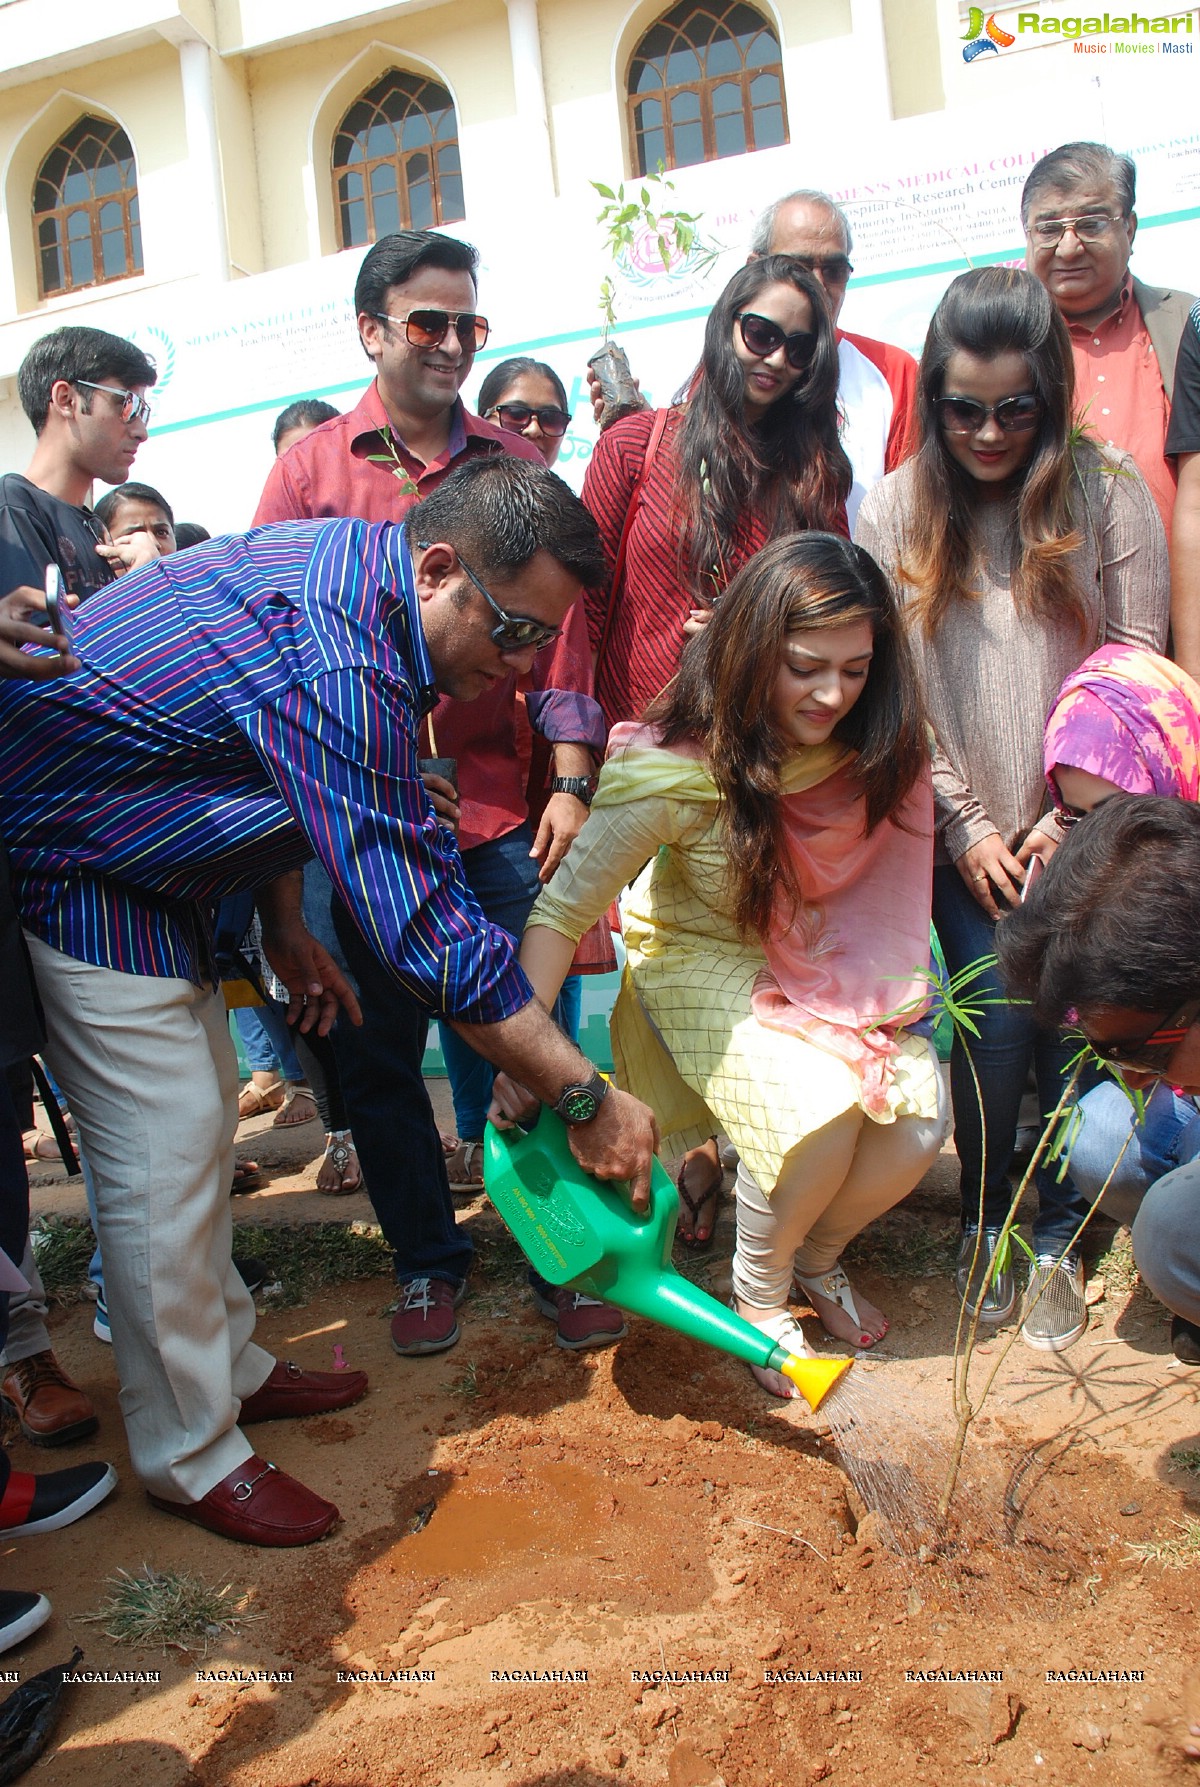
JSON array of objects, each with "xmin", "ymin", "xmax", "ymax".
[
  {"xmin": 1021, "ymin": 853, "xmax": 1043, "ymax": 902},
  {"xmin": 43, "ymin": 564, "xmax": 73, "ymax": 642}
]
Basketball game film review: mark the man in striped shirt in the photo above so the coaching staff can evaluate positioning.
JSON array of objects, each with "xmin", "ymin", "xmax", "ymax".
[{"xmin": 0, "ymin": 458, "xmax": 658, "ymax": 1548}]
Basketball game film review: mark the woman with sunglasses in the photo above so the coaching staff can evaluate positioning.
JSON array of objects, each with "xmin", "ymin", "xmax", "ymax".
[
  {"xmin": 1026, "ymin": 644, "xmax": 1200, "ymax": 1363},
  {"xmin": 855, "ymin": 266, "xmax": 1169, "ymax": 1353},
  {"xmin": 581, "ymin": 255, "xmax": 849, "ymax": 1245},
  {"xmin": 478, "ymin": 359, "xmax": 572, "ymax": 468},
  {"xmin": 492, "ymin": 533, "xmax": 945, "ymax": 1389}
]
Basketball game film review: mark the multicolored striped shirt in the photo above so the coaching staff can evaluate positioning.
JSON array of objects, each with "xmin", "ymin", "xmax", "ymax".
[{"xmin": 0, "ymin": 518, "xmax": 533, "ymax": 1022}]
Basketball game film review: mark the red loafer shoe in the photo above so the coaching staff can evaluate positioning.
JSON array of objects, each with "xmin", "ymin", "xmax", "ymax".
[
  {"xmin": 148, "ymin": 1456, "xmax": 339, "ymax": 1546},
  {"xmin": 237, "ymin": 1359, "xmax": 368, "ymax": 1423}
]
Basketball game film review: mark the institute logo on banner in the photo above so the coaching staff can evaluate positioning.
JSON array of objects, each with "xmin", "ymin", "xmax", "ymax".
[{"xmin": 962, "ymin": 8, "xmax": 1016, "ymax": 59}]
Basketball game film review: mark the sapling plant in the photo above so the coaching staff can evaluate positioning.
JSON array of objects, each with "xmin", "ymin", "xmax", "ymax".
[{"xmin": 588, "ymin": 166, "xmax": 717, "ymax": 427}]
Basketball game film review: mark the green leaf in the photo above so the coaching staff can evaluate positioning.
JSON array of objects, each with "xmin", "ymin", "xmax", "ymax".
[{"xmin": 592, "ymin": 182, "xmax": 615, "ymax": 200}]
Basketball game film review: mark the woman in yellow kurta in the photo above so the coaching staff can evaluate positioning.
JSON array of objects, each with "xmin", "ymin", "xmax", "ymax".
[{"xmin": 493, "ymin": 534, "xmax": 947, "ymax": 1397}]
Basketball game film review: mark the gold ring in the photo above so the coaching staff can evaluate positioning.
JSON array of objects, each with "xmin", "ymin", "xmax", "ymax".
[{"xmin": 973, "ymin": 872, "xmax": 987, "ymax": 881}]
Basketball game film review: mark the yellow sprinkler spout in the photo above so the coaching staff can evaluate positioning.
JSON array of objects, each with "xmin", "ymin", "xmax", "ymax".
[{"xmin": 776, "ymin": 1351, "xmax": 853, "ymax": 1412}]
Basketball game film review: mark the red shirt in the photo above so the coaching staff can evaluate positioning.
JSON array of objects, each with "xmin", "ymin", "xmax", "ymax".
[
  {"xmin": 253, "ymin": 382, "xmax": 596, "ymax": 848},
  {"xmin": 1067, "ymin": 279, "xmax": 1176, "ymax": 533}
]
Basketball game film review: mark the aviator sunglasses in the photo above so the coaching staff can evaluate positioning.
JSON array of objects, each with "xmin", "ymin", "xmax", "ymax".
[
  {"xmin": 487, "ymin": 401, "xmax": 571, "ymax": 439},
  {"xmin": 934, "ymin": 394, "xmax": 1043, "ymax": 436},
  {"xmin": 733, "ymin": 311, "xmax": 817, "ymax": 370},
  {"xmin": 416, "ymin": 543, "xmax": 562, "ymax": 653},
  {"xmin": 374, "ymin": 309, "xmax": 490, "ymax": 352},
  {"xmin": 73, "ymin": 380, "xmax": 153, "ymax": 426},
  {"xmin": 1085, "ymin": 997, "xmax": 1200, "ymax": 1077}
]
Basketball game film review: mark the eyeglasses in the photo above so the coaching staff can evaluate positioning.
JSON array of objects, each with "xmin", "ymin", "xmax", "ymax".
[
  {"xmin": 733, "ymin": 312, "xmax": 817, "ymax": 370},
  {"xmin": 1086, "ymin": 997, "xmax": 1200, "ymax": 1076},
  {"xmin": 487, "ymin": 402, "xmax": 572, "ymax": 439},
  {"xmin": 789, "ymin": 253, "xmax": 854, "ymax": 284},
  {"xmin": 73, "ymin": 380, "xmax": 152, "ymax": 426},
  {"xmin": 1027, "ymin": 213, "xmax": 1125, "ymax": 245},
  {"xmin": 416, "ymin": 543, "xmax": 562, "ymax": 653},
  {"xmin": 1053, "ymin": 803, "xmax": 1088, "ymax": 828},
  {"xmin": 374, "ymin": 310, "xmax": 490, "ymax": 352},
  {"xmin": 934, "ymin": 394, "xmax": 1043, "ymax": 436}
]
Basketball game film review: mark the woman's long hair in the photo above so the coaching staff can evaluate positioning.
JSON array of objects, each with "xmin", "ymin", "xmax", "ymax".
[
  {"xmin": 903, "ymin": 266, "xmax": 1087, "ymax": 635},
  {"xmin": 674, "ymin": 255, "xmax": 851, "ymax": 595},
  {"xmin": 649, "ymin": 533, "xmax": 928, "ymax": 938}
]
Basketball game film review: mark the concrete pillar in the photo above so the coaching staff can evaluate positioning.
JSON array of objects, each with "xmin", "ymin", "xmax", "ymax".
[
  {"xmin": 179, "ymin": 37, "xmax": 230, "ymax": 283},
  {"xmin": 849, "ymin": 0, "xmax": 895, "ymax": 123},
  {"xmin": 504, "ymin": 0, "xmax": 556, "ymax": 201}
]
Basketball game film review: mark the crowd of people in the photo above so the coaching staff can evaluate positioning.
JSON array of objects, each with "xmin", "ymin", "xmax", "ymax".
[{"xmin": 0, "ymin": 137, "xmax": 1197, "ymax": 1659}]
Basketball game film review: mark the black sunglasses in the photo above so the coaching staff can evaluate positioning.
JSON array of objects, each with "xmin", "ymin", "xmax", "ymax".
[
  {"xmin": 789, "ymin": 253, "xmax": 854, "ymax": 284},
  {"xmin": 374, "ymin": 310, "xmax": 490, "ymax": 352},
  {"xmin": 733, "ymin": 311, "xmax": 817, "ymax": 370},
  {"xmin": 487, "ymin": 401, "xmax": 571, "ymax": 439},
  {"xmin": 934, "ymin": 394, "xmax": 1043, "ymax": 435},
  {"xmin": 1086, "ymin": 996, "xmax": 1200, "ymax": 1076},
  {"xmin": 416, "ymin": 543, "xmax": 561, "ymax": 653}
]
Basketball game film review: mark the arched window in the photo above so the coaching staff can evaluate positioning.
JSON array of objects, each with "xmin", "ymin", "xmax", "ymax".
[
  {"xmin": 332, "ymin": 70, "xmax": 464, "ymax": 249},
  {"xmin": 33, "ymin": 115, "xmax": 143, "ymax": 298},
  {"xmin": 627, "ymin": 3, "xmax": 788, "ymax": 175}
]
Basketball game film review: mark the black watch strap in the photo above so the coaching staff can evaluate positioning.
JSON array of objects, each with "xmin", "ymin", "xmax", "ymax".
[
  {"xmin": 552, "ymin": 1069, "xmax": 609, "ymax": 1125},
  {"xmin": 550, "ymin": 775, "xmax": 596, "ymax": 807}
]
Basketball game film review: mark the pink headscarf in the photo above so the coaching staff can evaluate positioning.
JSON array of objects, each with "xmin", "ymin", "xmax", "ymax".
[{"xmin": 1044, "ymin": 645, "xmax": 1200, "ymax": 804}]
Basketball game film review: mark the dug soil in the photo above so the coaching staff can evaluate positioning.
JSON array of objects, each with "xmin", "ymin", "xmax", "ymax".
[{"xmin": 14, "ymin": 1095, "xmax": 1200, "ymax": 1787}]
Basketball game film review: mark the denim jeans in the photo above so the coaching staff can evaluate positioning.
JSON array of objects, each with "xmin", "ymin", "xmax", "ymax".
[
  {"xmin": 234, "ymin": 1003, "xmax": 303, "ymax": 1082},
  {"xmin": 440, "ymin": 824, "xmax": 573, "ymax": 1141},
  {"xmin": 1069, "ymin": 1080, "xmax": 1200, "ymax": 1326},
  {"xmin": 303, "ymin": 862, "xmax": 470, "ymax": 1287},
  {"xmin": 933, "ymin": 864, "xmax": 1091, "ymax": 1250}
]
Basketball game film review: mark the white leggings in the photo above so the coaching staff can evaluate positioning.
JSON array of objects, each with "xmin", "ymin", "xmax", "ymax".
[{"xmin": 731, "ymin": 1090, "xmax": 947, "ymax": 1309}]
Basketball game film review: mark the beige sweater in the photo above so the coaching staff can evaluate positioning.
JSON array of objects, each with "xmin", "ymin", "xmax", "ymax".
[{"xmin": 854, "ymin": 445, "xmax": 1169, "ymax": 864}]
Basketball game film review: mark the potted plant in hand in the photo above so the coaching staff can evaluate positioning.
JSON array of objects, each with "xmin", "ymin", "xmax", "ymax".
[{"xmin": 587, "ymin": 168, "xmax": 715, "ymax": 429}]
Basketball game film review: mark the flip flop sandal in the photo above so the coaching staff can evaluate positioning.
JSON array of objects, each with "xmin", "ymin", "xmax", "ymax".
[
  {"xmin": 793, "ymin": 1265, "xmax": 884, "ymax": 1350},
  {"xmin": 229, "ymin": 1160, "xmax": 263, "ymax": 1196},
  {"xmin": 317, "ymin": 1131, "xmax": 363, "ymax": 1196},
  {"xmin": 446, "ymin": 1139, "xmax": 485, "ymax": 1196},
  {"xmin": 22, "ymin": 1131, "xmax": 62, "ymax": 1164},
  {"xmin": 675, "ymin": 1152, "xmax": 723, "ymax": 1253},
  {"xmin": 238, "ymin": 1078, "xmax": 285, "ymax": 1119},
  {"xmin": 273, "ymin": 1084, "xmax": 318, "ymax": 1128}
]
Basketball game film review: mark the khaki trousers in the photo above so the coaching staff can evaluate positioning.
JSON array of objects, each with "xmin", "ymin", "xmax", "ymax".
[{"xmin": 25, "ymin": 934, "xmax": 273, "ymax": 1500}]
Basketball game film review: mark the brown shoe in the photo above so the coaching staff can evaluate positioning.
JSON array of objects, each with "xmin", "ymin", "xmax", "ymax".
[
  {"xmin": 1, "ymin": 1351, "xmax": 99, "ymax": 1447},
  {"xmin": 238, "ymin": 1359, "xmax": 368, "ymax": 1423},
  {"xmin": 148, "ymin": 1456, "xmax": 339, "ymax": 1546}
]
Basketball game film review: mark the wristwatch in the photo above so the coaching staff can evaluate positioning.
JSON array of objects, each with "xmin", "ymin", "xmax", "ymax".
[
  {"xmin": 550, "ymin": 775, "xmax": 596, "ymax": 807},
  {"xmin": 552, "ymin": 1069, "xmax": 610, "ymax": 1125}
]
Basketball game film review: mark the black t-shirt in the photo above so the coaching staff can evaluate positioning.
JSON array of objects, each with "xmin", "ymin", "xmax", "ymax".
[
  {"xmin": 1166, "ymin": 303, "xmax": 1200, "ymax": 458},
  {"xmin": 0, "ymin": 473, "xmax": 114, "ymax": 602}
]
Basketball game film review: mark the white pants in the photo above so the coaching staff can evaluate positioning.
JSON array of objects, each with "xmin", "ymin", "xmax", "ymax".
[
  {"xmin": 25, "ymin": 934, "xmax": 273, "ymax": 1500},
  {"xmin": 731, "ymin": 1091, "xmax": 947, "ymax": 1309}
]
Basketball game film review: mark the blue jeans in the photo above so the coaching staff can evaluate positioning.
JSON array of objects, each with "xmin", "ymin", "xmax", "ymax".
[
  {"xmin": 933, "ymin": 864, "xmax": 1091, "ymax": 1250},
  {"xmin": 1069, "ymin": 1080, "xmax": 1200, "ymax": 1326},
  {"xmin": 234, "ymin": 1004, "xmax": 303, "ymax": 1082},
  {"xmin": 303, "ymin": 861, "xmax": 471, "ymax": 1287},
  {"xmin": 440, "ymin": 824, "xmax": 573, "ymax": 1140}
]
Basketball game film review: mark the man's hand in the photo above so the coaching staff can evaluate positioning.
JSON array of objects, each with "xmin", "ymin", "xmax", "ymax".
[
  {"xmin": 566, "ymin": 1086, "xmax": 659, "ymax": 1212},
  {"xmin": 0, "ymin": 586, "xmax": 78, "ymax": 680},
  {"xmin": 259, "ymin": 908, "xmax": 363, "ymax": 1033},
  {"xmin": 96, "ymin": 531, "xmax": 163, "ymax": 575},
  {"xmin": 421, "ymin": 770, "xmax": 460, "ymax": 832},
  {"xmin": 489, "ymin": 1071, "xmax": 539, "ymax": 1126},
  {"xmin": 530, "ymin": 791, "xmax": 589, "ymax": 884}
]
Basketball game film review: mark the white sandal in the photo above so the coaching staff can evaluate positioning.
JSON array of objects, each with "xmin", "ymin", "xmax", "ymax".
[
  {"xmin": 793, "ymin": 1265, "xmax": 882, "ymax": 1349},
  {"xmin": 732, "ymin": 1303, "xmax": 813, "ymax": 1400}
]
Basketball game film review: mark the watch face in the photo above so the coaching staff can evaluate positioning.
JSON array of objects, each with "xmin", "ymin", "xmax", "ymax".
[{"xmin": 559, "ymin": 1086, "xmax": 599, "ymax": 1123}]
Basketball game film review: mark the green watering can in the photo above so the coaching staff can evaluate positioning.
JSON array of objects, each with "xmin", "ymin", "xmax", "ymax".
[{"xmin": 483, "ymin": 1108, "xmax": 852, "ymax": 1413}]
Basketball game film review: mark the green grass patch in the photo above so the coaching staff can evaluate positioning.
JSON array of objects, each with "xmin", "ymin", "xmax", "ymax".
[
  {"xmin": 845, "ymin": 1212, "xmax": 959, "ymax": 1280},
  {"xmin": 239, "ymin": 1221, "xmax": 392, "ymax": 1307},
  {"xmin": 30, "ymin": 1217, "xmax": 94, "ymax": 1302},
  {"xmin": 1170, "ymin": 1446, "xmax": 1200, "ymax": 1475},
  {"xmin": 80, "ymin": 1566, "xmax": 263, "ymax": 1655},
  {"xmin": 1093, "ymin": 1227, "xmax": 1139, "ymax": 1297}
]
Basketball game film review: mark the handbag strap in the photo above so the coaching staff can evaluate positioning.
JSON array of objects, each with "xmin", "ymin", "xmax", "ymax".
[{"xmin": 594, "ymin": 407, "xmax": 671, "ymax": 684}]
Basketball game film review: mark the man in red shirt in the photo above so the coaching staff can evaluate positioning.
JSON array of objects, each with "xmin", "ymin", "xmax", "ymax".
[
  {"xmin": 255, "ymin": 232, "xmax": 615, "ymax": 1357},
  {"xmin": 1021, "ymin": 141, "xmax": 1195, "ymax": 537}
]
